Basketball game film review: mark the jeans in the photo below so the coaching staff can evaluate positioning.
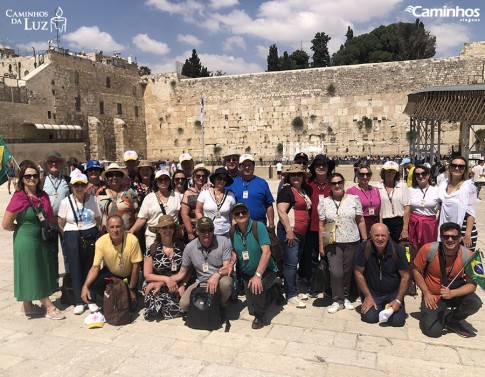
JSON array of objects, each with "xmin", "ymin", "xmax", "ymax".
[
  {"xmin": 51, "ymin": 223, "xmax": 68, "ymax": 278},
  {"xmin": 277, "ymin": 222, "xmax": 305, "ymax": 299},
  {"xmin": 361, "ymin": 291, "xmax": 406, "ymax": 327}
]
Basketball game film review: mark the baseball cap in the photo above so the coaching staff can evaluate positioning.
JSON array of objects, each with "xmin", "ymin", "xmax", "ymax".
[
  {"xmin": 231, "ymin": 202, "xmax": 248, "ymax": 213},
  {"xmin": 196, "ymin": 217, "xmax": 214, "ymax": 229},
  {"xmin": 154, "ymin": 170, "xmax": 171, "ymax": 179},
  {"xmin": 383, "ymin": 161, "xmax": 399, "ymax": 171},
  {"xmin": 239, "ymin": 154, "xmax": 254, "ymax": 164},
  {"xmin": 70, "ymin": 169, "xmax": 88, "ymax": 184},
  {"xmin": 179, "ymin": 153, "xmax": 193, "ymax": 163},
  {"xmin": 84, "ymin": 312, "xmax": 106, "ymax": 329},
  {"xmin": 400, "ymin": 158, "xmax": 411, "ymax": 166},
  {"xmin": 85, "ymin": 160, "xmax": 103, "ymax": 171},
  {"xmin": 123, "ymin": 151, "xmax": 138, "ymax": 161}
]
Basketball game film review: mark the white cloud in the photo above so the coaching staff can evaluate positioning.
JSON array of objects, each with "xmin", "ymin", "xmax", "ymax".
[
  {"xmin": 428, "ymin": 23, "xmax": 471, "ymax": 57},
  {"xmin": 223, "ymin": 36, "xmax": 246, "ymax": 51},
  {"xmin": 63, "ymin": 26, "xmax": 124, "ymax": 52},
  {"xmin": 210, "ymin": 0, "xmax": 238, "ymax": 9},
  {"xmin": 177, "ymin": 34, "xmax": 203, "ymax": 47},
  {"xmin": 145, "ymin": 0, "xmax": 204, "ymax": 22},
  {"xmin": 133, "ymin": 33, "xmax": 170, "ymax": 55},
  {"xmin": 16, "ymin": 41, "xmax": 50, "ymax": 55},
  {"xmin": 256, "ymin": 45, "xmax": 269, "ymax": 60}
]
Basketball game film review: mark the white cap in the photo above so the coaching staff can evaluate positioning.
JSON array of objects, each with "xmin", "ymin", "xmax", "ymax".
[
  {"xmin": 378, "ymin": 307, "xmax": 394, "ymax": 323},
  {"xmin": 155, "ymin": 170, "xmax": 171, "ymax": 180},
  {"xmin": 179, "ymin": 153, "xmax": 193, "ymax": 163},
  {"xmin": 84, "ymin": 312, "xmax": 106, "ymax": 329},
  {"xmin": 382, "ymin": 161, "xmax": 399, "ymax": 171},
  {"xmin": 123, "ymin": 150, "xmax": 138, "ymax": 161},
  {"xmin": 239, "ymin": 154, "xmax": 254, "ymax": 164},
  {"xmin": 70, "ymin": 169, "xmax": 88, "ymax": 184}
]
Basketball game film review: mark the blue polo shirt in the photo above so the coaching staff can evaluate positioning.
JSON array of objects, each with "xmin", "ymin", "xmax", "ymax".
[
  {"xmin": 227, "ymin": 176, "xmax": 274, "ymax": 223},
  {"xmin": 355, "ymin": 240, "xmax": 408, "ymax": 295}
]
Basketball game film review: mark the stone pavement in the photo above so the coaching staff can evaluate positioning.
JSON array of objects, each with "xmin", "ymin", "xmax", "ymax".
[{"xmin": 0, "ymin": 179, "xmax": 484, "ymax": 377}]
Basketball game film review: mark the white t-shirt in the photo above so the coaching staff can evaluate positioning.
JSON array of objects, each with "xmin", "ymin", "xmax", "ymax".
[
  {"xmin": 377, "ymin": 181, "xmax": 410, "ymax": 219},
  {"xmin": 58, "ymin": 194, "xmax": 101, "ymax": 231},
  {"xmin": 409, "ymin": 185, "xmax": 439, "ymax": 216},
  {"xmin": 137, "ymin": 191, "xmax": 181, "ymax": 226},
  {"xmin": 197, "ymin": 189, "xmax": 236, "ymax": 235},
  {"xmin": 276, "ymin": 162, "xmax": 283, "ymax": 172},
  {"xmin": 472, "ymin": 164, "xmax": 484, "ymax": 182}
]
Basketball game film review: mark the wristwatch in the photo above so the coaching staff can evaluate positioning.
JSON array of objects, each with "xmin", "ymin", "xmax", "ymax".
[{"xmin": 254, "ymin": 271, "xmax": 262, "ymax": 279}]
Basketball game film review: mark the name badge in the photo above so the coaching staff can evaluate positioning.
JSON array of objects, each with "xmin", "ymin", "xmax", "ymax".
[
  {"xmin": 215, "ymin": 210, "xmax": 221, "ymax": 218},
  {"xmin": 37, "ymin": 212, "xmax": 46, "ymax": 222},
  {"xmin": 202, "ymin": 263, "xmax": 209, "ymax": 272},
  {"xmin": 335, "ymin": 215, "xmax": 342, "ymax": 227},
  {"xmin": 77, "ymin": 222, "xmax": 84, "ymax": 230},
  {"xmin": 171, "ymin": 261, "xmax": 177, "ymax": 272},
  {"xmin": 53, "ymin": 194, "xmax": 59, "ymax": 201},
  {"xmin": 420, "ymin": 199, "xmax": 426, "ymax": 207},
  {"xmin": 242, "ymin": 250, "xmax": 249, "ymax": 260},
  {"xmin": 368, "ymin": 207, "xmax": 375, "ymax": 216},
  {"xmin": 242, "ymin": 190, "xmax": 249, "ymax": 199}
]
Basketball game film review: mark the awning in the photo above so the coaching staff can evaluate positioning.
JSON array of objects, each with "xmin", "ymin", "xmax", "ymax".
[{"xmin": 32, "ymin": 124, "xmax": 82, "ymax": 130}]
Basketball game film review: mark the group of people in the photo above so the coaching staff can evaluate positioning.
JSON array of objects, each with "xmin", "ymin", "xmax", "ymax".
[{"xmin": 2, "ymin": 149, "xmax": 482, "ymax": 337}]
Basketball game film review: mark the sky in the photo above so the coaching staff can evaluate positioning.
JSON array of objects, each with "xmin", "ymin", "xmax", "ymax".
[{"xmin": 0, "ymin": 0, "xmax": 483, "ymax": 75}]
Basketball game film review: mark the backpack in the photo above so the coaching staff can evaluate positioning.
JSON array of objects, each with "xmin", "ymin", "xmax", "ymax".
[
  {"xmin": 229, "ymin": 221, "xmax": 283, "ymax": 276},
  {"xmin": 103, "ymin": 277, "xmax": 132, "ymax": 326},
  {"xmin": 186, "ymin": 285, "xmax": 221, "ymax": 331}
]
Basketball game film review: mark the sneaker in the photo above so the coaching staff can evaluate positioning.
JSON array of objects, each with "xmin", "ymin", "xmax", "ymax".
[
  {"xmin": 298, "ymin": 293, "xmax": 309, "ymax": 301},
  {"xmin": 445, "ymin": 321, "xmax": 473, "ymax": 338},
  {"xmin": 308, "ymin": 292, "xmax": 319, "ymax": 298},
  {"xmin": 344, "ymin": 299, "xmax": 354, "ymax": 310},
  {"xmin": 45, "ymin": 307, "xmax": 66, "ymax": 320},
  {"xmin": 327, "ymin": 302, "xmax": 344, "ymax": 314},
  {"xmin": 88, "ymin": 303, "xmax": 99, "ymax": 313},
  {"xmin": 355, "ymin": 296, "xmax": 362, "ymax": 303},
  {"xmin": 73, "ymin": 305, "xmax": 86, "ymax": 315},
  {"xmin": 287, "ymin": 297, "xmax": 306, "ymax": 309}
]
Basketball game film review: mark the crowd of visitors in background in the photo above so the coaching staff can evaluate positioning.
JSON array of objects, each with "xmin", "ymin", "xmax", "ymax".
[{"xmin": 2, "ymin": 148, "xmax": 483, "ymax": 337}]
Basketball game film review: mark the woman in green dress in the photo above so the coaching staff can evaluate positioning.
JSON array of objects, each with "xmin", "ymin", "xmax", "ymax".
[{"xmin": 2, "ymin": 160, "xmax": 65, "ymax": 320}]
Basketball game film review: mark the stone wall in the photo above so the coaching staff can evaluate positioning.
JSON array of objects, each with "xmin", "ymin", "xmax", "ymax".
[{"xmin": 143, "ymin": 43, "xmax": 485, "ymax": 161}]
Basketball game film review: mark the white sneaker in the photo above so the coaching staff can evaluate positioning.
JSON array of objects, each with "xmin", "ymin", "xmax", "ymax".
[
  {"xmin": 88, "ymin": 303, "xmax": 99, "ymax": 313},
  {"xmin": 327, "ymin": 302, "xmax": 343, "ymax": 314},
  {"xmin": 288, "ymin": 297, "xmax": 306, "ymax": 309},
  {"xmin": 73, "ymin": 305, "xmax": 85, "ymax": 315},
  {"xmin": 298, "ymin": 293, "xmax": 309, "ymax": 301},
  {"xmin": 344, "ymin": 299, "xmax": 354, "ymax": 310}
]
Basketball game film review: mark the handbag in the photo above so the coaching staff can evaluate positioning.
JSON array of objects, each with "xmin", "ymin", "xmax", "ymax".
[
  {"xmin": 27, "ymin": 196, "xmax": 54, "ymax": 242},
  {"xmin": 60, "ymin": 273, "xmax": 75, "ymax": 306},
  {"xmin": 310, "ymin": 258, "xmax": 330, "ymax": 294},
  {"xmin": 186, "ymin": 284, "xmax": 222, "ymax": 331},
  {"xmin": 322, "ymin": 222, "xmax": 336, "ymax": 246}
]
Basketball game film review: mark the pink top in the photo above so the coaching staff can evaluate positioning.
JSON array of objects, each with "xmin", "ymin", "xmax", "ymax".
[{"xmin": 347, "ymin": 185, "xmax": 381, "ymax": 217}]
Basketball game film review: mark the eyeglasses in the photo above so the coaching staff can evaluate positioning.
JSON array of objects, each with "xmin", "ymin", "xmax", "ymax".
[
  {"xmin": 24, "ymin": 174, "xmax": 39, "ymax": 180},
  {"xmin": 198, "ymin": 227, "xmax": 214, "ymax": 234},
  {"xmin": 330, "ymin": 180, "xmax": 344, "ymax": 186},
  {"xmin": 106, "ymin": 173, "xmax": 123, "ymax": 178},
  {"xmin": 414, "ymin": 171, "xmax": 429, "ymax": 177},
  {"xmin": 358, "ymin": 173, "xmax": 372, "ymax": 177},
  {"xmin": 195, "ymin": 174, "xmax": 207, "ymax": 179},
  {"xmin": 225, "ymin": 158, "xmax": 238, "ymax": 162},
  {"xmin": 174, "ymin": 177, "xmax": 186, "ymax": 182},
  {"xmin": 289, "ymin": 173, "xmax": 304, "ymax": 177},
  {"xmin": 441, "ymin": 234, "xmax": 460, "ymax": 241},
  {"xmin": 450, "ymin": 163, "xmax": 466, "ymax": 170},
  {"xmin": 46, "ymin": 160, "xmax": 60, "ymax": 165},
  {"xmin": 72, "ymin": 183, "xmax": 87, "ymax": 188},
  {"xmin": 215, "ymin": 175, "xmax": 228, "ymax": 181},
  {"xmin": 233, "ymin": 210, "xmax": 248, "ymax": 217},
  {"xmin": 315, "ymin": 163, "xmax": 328, "ymax": 169}
]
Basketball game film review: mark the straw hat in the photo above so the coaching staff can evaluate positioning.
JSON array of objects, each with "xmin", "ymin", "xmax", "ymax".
[
  {"xmin": 148, "ymin": 215, "xmax": 178, "ymax": 233},
  {"xmin": 193, "ymin": 163, "xmax": 210, "ymax": 176},
  {"xmin": 134, "ymin": 160, "xmax": 154, "ymax": 172},
  {"xmin": 281, "ymin": 164, "xmax": 311, "ymax": 178},
  {"xmin": 101, "ymin": 163, "xmax": 127, "ymax": 179}
]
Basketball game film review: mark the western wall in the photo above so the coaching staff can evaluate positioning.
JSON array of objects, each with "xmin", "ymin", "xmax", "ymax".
[{"xmin": 143, "ymin": 42, "xmax": 485, "ymax": 162}]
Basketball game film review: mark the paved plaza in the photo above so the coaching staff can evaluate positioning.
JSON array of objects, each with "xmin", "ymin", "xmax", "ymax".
[{"xmin": 0, "ymin": 178, "xmax": 484, "ymax": 377}]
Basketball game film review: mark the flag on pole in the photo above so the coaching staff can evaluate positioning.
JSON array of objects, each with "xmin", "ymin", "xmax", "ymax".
[
  {"xmin": 464, "ymin": 250, "xmax": 485, "ymax": 291},
  {"xmin": 200, "ymin": 96, "xmax": 204, "ymax": 126},
  {"xmin": 0, "ymin": 137, "xmax": 13, "ymax": 186}
]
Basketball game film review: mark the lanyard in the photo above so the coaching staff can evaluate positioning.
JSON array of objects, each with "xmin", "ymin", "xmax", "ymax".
[
  {"xmin": 332, "ymin": 197, "xmax": 342, "ymax": 214},
  {"xmin": 419, "ymin": 187, "xmax": 429, "ymax": 199},
  {"xmin": 242, "ymin": 179, "xmax": 252, "ymax": 191},
  {"xmin": 360, "ymin": 186, "xmax": 374, "ymax": 207},
  {"xmin": 385, "ymin": 186, "xmax": 395, "ymax": 214},
  {"xmin": 210, "ymin": 189, "xmax": 228, "ymax": 211},
  {"xmin": 113, "ymin": 236, "xmax": 125, "ymax": 262},
  {"xmin": 47, "ymin": 174, "xmax": 63, "ymax": 193},
  {"xmin": 315, "ymin": 181, "xmax": 327, "ymax": 193}
]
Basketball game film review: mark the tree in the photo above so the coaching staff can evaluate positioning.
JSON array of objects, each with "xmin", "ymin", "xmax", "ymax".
[
  {"xmin": 267, "ymin": 44, "xmax": 280, "ymax": 72},
  {"xmin": 345, "ymin": 26, "xmax": 354, "ymax": 42},
  {"xmin": 279, "ymin": 51, "xmax": 292, "ymax": 71},
  {"xmin": 310, "ymin": 32, "xmax": 331, "ymax": 67},
  {"xmin": 138, "ymin": 66, "xmax": 151, "ymax": 76},
  {"xmin": 289, "ymin": 49, "xmax": 309, "ymax": 70},
  {"xmin": 211, "ymin": 70, "xmax": 226, "ymax": 76},
  {"xmin": 332, "ymin": 19, "xmax": 436, "ymax": 66},
  {"xmin": 181, "ymin": 49, "xmax": 210, "ymax": 78}
]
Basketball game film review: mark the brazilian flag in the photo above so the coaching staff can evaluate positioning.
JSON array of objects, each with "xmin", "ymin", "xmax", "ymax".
[
  {"xmin": 0, "ymin": 137, "xmax": 13, "ymax": 186},
  {"xmin": 464, "ymin": 250, "xmax": 485, "ymax": 291}
]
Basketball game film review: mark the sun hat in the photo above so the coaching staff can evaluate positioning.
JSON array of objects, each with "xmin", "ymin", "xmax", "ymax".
[
  {"xmin": 123, "ymin": 150, "xmax": 138, "ymax": 161},
  {"xmin": 209, "ymin": 167, "xmax": 234, "ymax": 186},
  {"xmin": 134, "ymin": 160, "xmax": 154, "ymax": 172},
  {"xmin": 101, "ymin": 163, "xmax": 127, "ymax": 179},
  {"xmin": 309, "ymin": 154, "xmax": 336, "ymax": 172},
  {"xmin": 45, "ymin": 150, "xmax": 65, "ymax": 162},
  {"xmin": 85, "ymin": 160, "xmax": 103, "ymax": 171},
  {"xmin": 223, "ymin": 149, "xmax": 240, "ymax": 160},
  {"xmin": 382, "ymin": 161, "xmax": 399, "ymax": 171},
  {"xmin": 239, "ymin": 154, "xmax": 254, "ymax": 164},
  {"xmin": 193, "ymin": 163, "xmax": 210, "ymax": 177},
  {"xmin": 400, "ymin": 158, "xmax": 411, "ymax": 166},
  {"xmin": 154, "ymin": 170, "xmax": 171, "ymax": 180},
  {"xmin": 179, "ymin": 153, "xmax": 193, "ymax": 163},
  {"xmin": 148, "ymin": 215, "xmax": 177, "ymax": 233},
  {"xmin": 196, "ymin": 217, "xmax": 214, "ymax": 229},
  {"xmin": 84, "ymin": 312, "xmax": 106, "ymax": 329},
  {"xmin": 70, "ymin": 169, "xmax": 88, "ymax": 184},
  {"xmin": 281, "ymin": 164, "xmax": 311, "ymax": 178}
]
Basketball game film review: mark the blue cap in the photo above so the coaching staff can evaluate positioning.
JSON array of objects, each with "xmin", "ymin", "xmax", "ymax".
[
  {"xmin": 85, "ymin": 160, "xmax": 103, "ymax": 171},
  {"xmin": 400, "ymin": 158, "xmax": 411, "ymax": 166}
]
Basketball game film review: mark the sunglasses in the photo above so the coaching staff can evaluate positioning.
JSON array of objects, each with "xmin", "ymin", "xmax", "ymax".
[
  {"xmin": 198, "ymin": 227, "xmax": 214, "ymax": 234},
  {"xmin": 174, "ymin": 177, "xmax": 186, "ymax": 182},
  {"xmin": 358, "ymin": 173, "xmax": 372, "ymax": 177},
  {"xmin": 289, "ymin": 173, "xmax": 304, "ymax": 177},
  {"xmin": 330, "ymin": 180, "xmax": 344, "ymax": 186},
  {"xmin": 195, "ymin": 174, "xmax": 207, "ymax": 179},
  {"xmin": 24, "ymin": 174, "xmax": 39, "ymax": 180},
  {"xmin": 215, "ymin": 175, "xmax": 228, "ymax": 181},
  {"xmin": 441, "ymin": 234, "xmax": 460, "ymax": 241},
  {"xmin": 157, "ymin": 177, "xmax": 170, "ymax": 182},
  {"xmin": 225, "ymin": 158, "xmax": 238, "ymax": 162},
  {"xmin": 450, "ymin": 163, "xmax": 466, "ymax": 170},
  {"xmin": 106, "ymin": 173, "xmax": 123, "ymax": 178},
  {"xmin": 72, "ymin": 183, "xmax": 87, "ymax": 188},
  {"xmin": 414, "ymin": 171, "xmax": 429, "ymax": 177},
  {"xmin": 46, "ymin": 160, "xmax": 61, "ymax": 165},
  {"xmin": 233, "ymin": 210, "xmax": 248, "ymax": 217}
]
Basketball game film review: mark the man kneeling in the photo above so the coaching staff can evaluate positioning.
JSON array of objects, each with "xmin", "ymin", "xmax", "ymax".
[{"xmin": 354, "ymin": 223, "xmax": 409, "ymax": 327}]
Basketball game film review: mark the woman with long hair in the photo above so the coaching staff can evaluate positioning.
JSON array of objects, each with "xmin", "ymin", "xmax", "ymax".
[
  {"xmin": 172, "ymin": 169, "xmax": 188, "ymax": 196},
  {"xmin": 408, "ymin": 164, "xmax": 439, "ymax": 252},
  {"xmin": 58, "ymin": 170, "xmax": 101, "ymax": 315},
  {"xmin": 142, "ymin": 215, "xmax": 186, "ymax": 320},
  {"xmin": 377, "ymin": 161, "xmax": 410, "ymax": 244},
  {"xmin": 438, "ymin": 156, "xmax": 478, "ymax": 251},
  {"xmin": 2, "ymin": 160, "xmax": 65, "ymax": 320},
  {"xmin": 319, "ymin": 173, "xmax": 366, "ymax": 314}
]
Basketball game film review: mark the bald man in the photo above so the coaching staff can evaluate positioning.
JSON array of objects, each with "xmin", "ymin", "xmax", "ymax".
[{"xmin": 354, "ymin": 223, "xmax": 410, "ymax": 327}]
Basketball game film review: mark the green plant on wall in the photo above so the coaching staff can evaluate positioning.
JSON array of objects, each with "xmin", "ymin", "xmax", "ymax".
[
  {"xmin": 177, "ymin": 127, "xmax": 184, "ymax": 134},
  {"xmin": 245, "ymin": 146, "xmax": 251, "ymax": 153},
  {"xmin": 276, "ymin": 142, "xmax": 284, "ymax": 154},
  {"xmin": 194, "ymin": 120, "xmax": 201, "ymax": 127},
  {"xmin": 327, "ymin": 125, "xmax": 333, "ymax": 134},
  {"xmin": 213, "ymin": 145, "xmax": 222, "ymax": 154},
  {"xmin": 327, "ymin": 83, "xmax": 336, "ymax": 96},
  {"xmin": 363, "ymin": 116, "xmax": 373, "ymax": 130},
  {"xmin": 291, "ymin": 116, "xmax": 304, "ymax": 128},
  {"xmin": 310, "ymin": 114, "xmax": 317, "ymax": 122}
]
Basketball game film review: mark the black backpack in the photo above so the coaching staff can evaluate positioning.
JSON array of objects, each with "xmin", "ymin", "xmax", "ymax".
[{"xmin": 186, "ymin": 285, "xmax": 221, "ymax": 331}]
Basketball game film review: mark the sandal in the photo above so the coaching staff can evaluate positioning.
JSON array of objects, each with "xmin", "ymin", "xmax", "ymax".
[
  {"xmin": 21, "ymin": 304, "xmax": 46, "ymax": 317},
  {"xmin": 45, "ymin": 307, "xmax": 66, "ymax": 320}
]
